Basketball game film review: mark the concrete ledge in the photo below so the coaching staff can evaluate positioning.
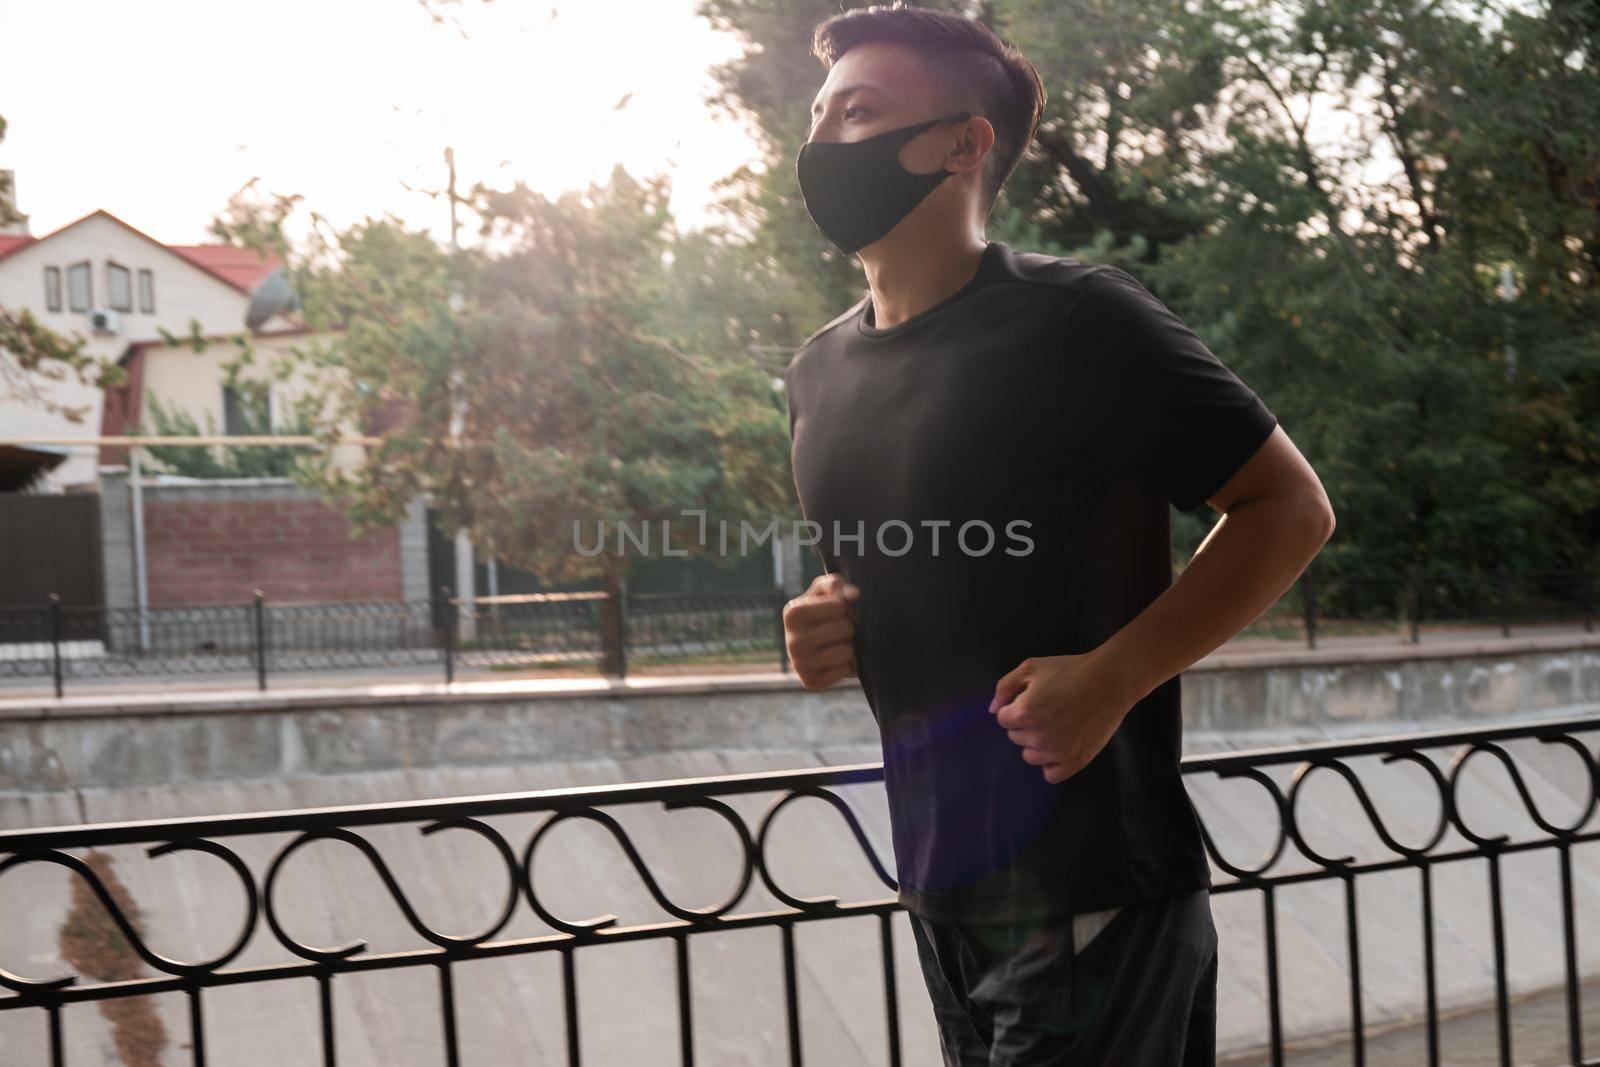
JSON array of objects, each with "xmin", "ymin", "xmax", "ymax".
[
  {"xmin": 0, "ymin": 678, "xmax": 878, "ymax": 791},
  {"xmin": 0, "ymin": 670, "xmax": 821, "ymax": 722}
]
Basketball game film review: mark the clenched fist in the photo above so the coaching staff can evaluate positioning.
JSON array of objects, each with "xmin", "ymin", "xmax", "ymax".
[
  {"xmin": 989, "ymin": 650, "xmax": 1143, "ymax": 784},
  {"xmin": 782, "ymin": 573, "xmax": 860, "ymax": 691}
]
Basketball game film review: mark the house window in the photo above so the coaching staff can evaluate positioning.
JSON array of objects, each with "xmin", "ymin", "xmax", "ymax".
[
  {"xmin": 137, "ymin": 269, "xmax": 155, "ymax": 313},
  {"xmin": 222, "ymin": 383, "xmax": 272, "ymax": 435},
  {"xmin": 44, "ymin": 267, "xmax": 61, "ymax": 311},
  {"xmin": 66, "ymin": 261, "xmax": 91, "ymax": 311},
  {"xmin": 107, "ymin": 262, "xmax": 132, "ymax": 311}
]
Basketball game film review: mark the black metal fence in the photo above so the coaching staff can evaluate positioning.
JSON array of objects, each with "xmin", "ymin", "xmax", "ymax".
[
  {"xmin": 1254, "ymin": 563, "xmax": 1598, "ymax": 647},
  {"xmin": 0, "ymin": 564, "xmax": 1595, "ymax": 696},
  {"xmin": 0, "ymin": 587, "xmax": 793, "ymax": 696},
  {"xmin": 1188, "ymin": 716, "xmax": 1600, "ymax": 1066},
  {"xmin": 1, "ymin": 714, "xmax": 1597, "ymax": 1065}
]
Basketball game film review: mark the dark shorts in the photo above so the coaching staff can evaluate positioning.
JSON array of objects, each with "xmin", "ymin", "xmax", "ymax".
[{"xmin": 907, "ymin": 888, "xmax": 1219, "ymax": 1066}]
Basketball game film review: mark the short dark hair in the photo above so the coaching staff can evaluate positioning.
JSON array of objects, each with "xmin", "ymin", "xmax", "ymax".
[{"xmin": 811, "ymin": 3, "xmax": 1045, "ymax": 213}]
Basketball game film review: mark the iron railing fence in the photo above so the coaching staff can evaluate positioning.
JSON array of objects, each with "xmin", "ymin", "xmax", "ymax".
[
  {"xmin": 1245, "ymin": 563, "xmax": 1598, "ymax": 646},
  {"xmin": 455, "ymin": 589, "xmax": 788, "ymax": 672},
  {"xmin": 1187, "ymin": 715, "xmax": 1600, "ymax": 1066},
  {"xmin": 0, "ymin": 564, "xmax": 1594, "ymax": 695},
  {"xmin": 0, "ymin": 587, "xmax": 794, "ymax": 696},
  {"xmin": 0, "ymin": 598, "xmax": 446, "ymax": 685},
  {"xmin": 1, "ymin": 715, "xmax": 1598, "ymax": 1065}
]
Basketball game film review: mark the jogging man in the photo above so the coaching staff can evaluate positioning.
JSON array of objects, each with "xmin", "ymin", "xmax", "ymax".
[{"xmin": 779, "ymin": 5, "xmax": 1336, "ymax": 1064}]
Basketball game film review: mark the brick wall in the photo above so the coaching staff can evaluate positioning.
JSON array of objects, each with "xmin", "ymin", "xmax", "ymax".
[{"xmin": 138, "ymin": 481, "xmax": 402, "ymax": 605}]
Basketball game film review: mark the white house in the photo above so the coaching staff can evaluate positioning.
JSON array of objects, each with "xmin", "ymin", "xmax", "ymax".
[{"xmin": 0, "ymin": 176, "xmax": 299, "ymax": 491}]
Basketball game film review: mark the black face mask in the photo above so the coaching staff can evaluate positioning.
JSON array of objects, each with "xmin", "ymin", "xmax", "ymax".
[{"xmin": 796, "ymin": 111, "xmax": 975, "ymax": 254}]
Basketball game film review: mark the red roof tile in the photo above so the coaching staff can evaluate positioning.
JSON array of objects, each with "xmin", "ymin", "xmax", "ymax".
[{"xmin": 167, "ymin": 243, "xmax": 284, "ymax": 291}]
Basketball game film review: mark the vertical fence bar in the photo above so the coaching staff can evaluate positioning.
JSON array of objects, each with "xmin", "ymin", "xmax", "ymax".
[
  {"xmin": 252, "ymin": 589, "xmax": 268, "ymax": 692},
  {"xmin": 562, "ymin": 944, "xmax": 582, "ymax": 1067},
  {"xmin": 1559, "ymin": 843, "xmax": 1583, "ymax": 1065},
  {"xmin": 675, "ymin": 933, "xmax": 695, "ymax": 1066},
  {"xmin": 1582, "ymin": 566, "xmax": 1595, "ymax": 634},
  {"xmin": 436, "ymin": 960, "xmax": 460, "ymax": 1067},
  {"xmin": 1497, "ymin": 566, "xmax": 1512, "ymax": 638},
  {"xmin": 1301, "ymin": 569, "xmax": 1318, "ymax": 650},
  {"xmin": 442, "ymin": 585, "xmax": 456, "ymax": 685},
  {"xmin": 1487, "ymin": 852, "xmax": 1512, "ymax": 1065},
  {"xmin": 1344, "ymin": 874, "xmax": 1364, "ymax": 1067},
  {"xmin": 879, "ymin": 911, "xmax": 902, "ymax": 1067},
  {"xmin": 130, "ymin": 444, "xmax": 151, "ymax": 652},
  {"xmin": 1263, "ymin": 886, "xmax": 1284, "ymax": 1067},
  {"xmin": 776, "ymin": 587, "xmax": 790, "ymax": 673},
  {"xmin": 781, "ymin": 920, "xmax": 803, "ymax": 1067},
  {"xmin": 1406, "ymin": 566, "xmax": 1421, "ymax": 645},
  {"xmin": 49, "ymin": 593, "xmax": 63, "ymax": 698},
  {"xmin": 317, "ymin": 971, "xmax": 336, "ymax": 1067},
  {"xmin": 617, "ymin": 578, "xmax": 629, "ymax": 681},
  {"xmin": 47, "ymin": 1002, "xmax": 64, "ymax": 1067},
  {"xmin": 1419, "ymin": 862, "xmax": 1439, "ymax": 1067},
  {"xmin": 186, "ymin": 982, "xmax": 207, "ymax": 1067}
]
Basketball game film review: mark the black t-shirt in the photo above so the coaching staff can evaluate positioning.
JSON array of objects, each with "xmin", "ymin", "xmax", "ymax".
[{"xmin": 783, "ymin": 240, "xmax": 1278, "ymax": 922}]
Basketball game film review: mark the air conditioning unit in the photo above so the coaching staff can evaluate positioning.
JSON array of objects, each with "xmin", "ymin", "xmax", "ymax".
[{"xmin": 88, "ymin": 308, "xmax": 120, "ymax": 334}]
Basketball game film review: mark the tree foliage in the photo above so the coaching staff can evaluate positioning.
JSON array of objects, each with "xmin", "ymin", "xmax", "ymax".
[
  {"xmin": 139, "ymin": 370, "xmax": 317, "ymax": 480},
  {"xmin": 206, "ymin": 168, "xmax": 795, "ymax": 595},
  {"xmin": 702, "ymin": 0, "xmax": 1600, "ymax": 579},
  {"xmin": 190, "ymin": 0, "xmax": 1600, "ymax": 616}
]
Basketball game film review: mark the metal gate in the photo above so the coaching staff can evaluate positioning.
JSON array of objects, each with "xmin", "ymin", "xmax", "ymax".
[{"xmin": 0, "ymin": 493, "xmax": 103, "ymax": 612}]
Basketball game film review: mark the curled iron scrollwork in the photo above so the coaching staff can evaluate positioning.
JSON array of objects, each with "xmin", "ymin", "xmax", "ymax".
[
  {"xmin": 0, "ymin": 837, "xmax": 257, "ymax": 993},
  {"xmin": 1447, "ymin": 735, "xmax": 1599, "ymax": 847},
  {"xmin": 264, "ymin": 820, "xmax": 521, "ymax": 962},
  {"xmin": 1283, "ymin": 751, "xmax": 1450, "ymax": 868},
  {"xmin": 1186, "ymin": 721, "xmax": 1600, "ymax": 886},
  {"xmin": 755, "ymin": 786, "xmax": 897, "ymax": 912},
  {"xmin": 521, "ymin": 796, "xmax": 757, "ymax": 935}
]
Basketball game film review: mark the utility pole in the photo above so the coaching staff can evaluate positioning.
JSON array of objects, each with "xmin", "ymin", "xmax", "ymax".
[
  {"xmin": 130, "ymin": 444, "xmax": 150, "ymax": 650},
  {"xmin": 444, "ymin": 145, "xmax": 476, "ymax": 641}
]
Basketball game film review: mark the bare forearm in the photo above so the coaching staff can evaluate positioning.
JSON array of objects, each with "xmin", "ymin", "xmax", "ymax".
[{"xmin": 1096, "ymin": 496, "xmax": 1333, "ymax": 703}]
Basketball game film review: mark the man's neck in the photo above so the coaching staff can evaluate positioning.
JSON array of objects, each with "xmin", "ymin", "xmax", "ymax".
[{"xmin": 860, "ymin": 233, "xmax": 989, "ymax": 330}]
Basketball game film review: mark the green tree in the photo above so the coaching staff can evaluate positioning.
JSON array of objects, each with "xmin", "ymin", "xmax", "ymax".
[
  {"xmin": 1133, "ymin": 0, "xmax": 1600, "ymax": 584},
  {"xmin": 138, "ymin": 378, "xmax": 317, "ymax": 480},
  {"xmin": 701, "ymin": 0, "xmax": 1600, "ymax": 592},
  {"xmin": 207, "ymin": 167, "xmax": 793, "ymax": 672}
]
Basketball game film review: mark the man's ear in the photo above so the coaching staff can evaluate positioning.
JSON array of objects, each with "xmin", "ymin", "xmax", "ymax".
[{"xmin": 951, "ymin": 117, "xmax": 995, "ymax": 174}]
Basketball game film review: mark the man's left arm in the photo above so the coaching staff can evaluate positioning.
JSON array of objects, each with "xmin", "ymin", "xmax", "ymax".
[
  {"xmin": 1094, "ymin": 423, "xmax": 1335, "ymax": 707},
  {"xmin": 990, "ymin": 266, "xmax": 1335, "ymax": 781},
  {"xmin": 991, "ymin": 428, "xmax": 1333, "ymax": 782}
]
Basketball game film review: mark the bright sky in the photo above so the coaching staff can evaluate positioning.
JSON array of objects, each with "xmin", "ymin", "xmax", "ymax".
[{"xmin": 0, "ymin": 0, "xmax": 770, "ymax": 248}]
